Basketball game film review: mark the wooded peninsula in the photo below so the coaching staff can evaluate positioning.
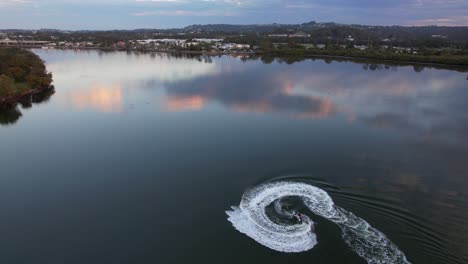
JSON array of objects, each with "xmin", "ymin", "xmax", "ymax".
[{"xmin": 0, "ymin": 48, "xmax": 53, "ymax": 107}]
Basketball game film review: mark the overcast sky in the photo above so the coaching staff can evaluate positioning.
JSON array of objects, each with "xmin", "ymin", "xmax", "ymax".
[{"xmin": 0, "ymin": 0, "xmax": 467, "ymax": 29}]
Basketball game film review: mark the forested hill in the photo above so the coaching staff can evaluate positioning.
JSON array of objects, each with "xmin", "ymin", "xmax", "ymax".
[
  {"xmin": 3, "ymin": 21, "xmax": 468, "ymax": 43},
  {"xmin": 0, "ymin": 48, "xmax": 53, "ymax": 101},
  {"xmin": 182, "ymin": 22, "xmax": 468, "ymax": 42}
]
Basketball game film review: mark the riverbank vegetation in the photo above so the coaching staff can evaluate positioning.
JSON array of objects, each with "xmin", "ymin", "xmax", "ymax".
[
  {"xmin": 0, "ymin": 48, "xmax": 53, "ymax": 106},
  {"xmin": 2, "ymin": 21, "xmax": 468, "ymax": 67},
  {"xmin": 256, "ymin": 47, "xmax": 468, "ymax": 67}
]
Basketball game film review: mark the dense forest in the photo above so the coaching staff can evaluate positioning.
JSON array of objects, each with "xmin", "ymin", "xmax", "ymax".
[{"xmin": 0, "ymin": 48, "xmax": 52, "ymax": 100}]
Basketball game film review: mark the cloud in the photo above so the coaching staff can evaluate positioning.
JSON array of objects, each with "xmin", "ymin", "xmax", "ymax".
[
  {"xmin": 136, "ymin": 0, "xmax": 187, "ymax": 2},
  {"xmin": 134, "ymin": 0, "xmax": 254, "ymax": 4},
  {"xmin": 131, "ymin": 9, "xmax": 239, "ymax": 16},
  {"xmin": 0, "ymin": 0, "xmax": 32, "ymax": 6},
  {"xmin": 0, "ymin": 0, "xmax": 467, "ymax": 28},
  {"xmin": 409, "ymin": 16, "xmax": 468, "ymax": 26}
]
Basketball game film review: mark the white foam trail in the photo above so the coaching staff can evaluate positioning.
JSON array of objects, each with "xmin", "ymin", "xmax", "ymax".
[{"xmin": 226, "ymin": 181, "xmax": 410, "ymax": 264}]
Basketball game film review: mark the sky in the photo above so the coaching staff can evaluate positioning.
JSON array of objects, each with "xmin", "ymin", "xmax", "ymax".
[{"xmin": 0, "ymin": 0, "xmax": 467, "ymax": 30}]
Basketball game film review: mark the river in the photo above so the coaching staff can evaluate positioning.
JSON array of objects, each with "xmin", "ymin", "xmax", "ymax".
[{"xmin": 0, "ymin": 49, "xmax": 467, "ymax": 264}]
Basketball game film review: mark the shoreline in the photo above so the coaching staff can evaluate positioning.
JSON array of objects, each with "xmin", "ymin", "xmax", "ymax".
[
  {"xmin": 56, "ymin": 47, "xmax": 468, "ymax": 70},
  {"xmin": 269, "ymin": 53, "xmax": 468, "ymax": 71},
  {"xmin": 255, "ymin": 51, "xmax": 468, "ymax": 69},
  {"xmin": 2, "ymin": 45, "xmax": 468, "ymax": 70},
  {"xmin": 0, "ymin": 85, "xmax": 54, "ymax": 108}
]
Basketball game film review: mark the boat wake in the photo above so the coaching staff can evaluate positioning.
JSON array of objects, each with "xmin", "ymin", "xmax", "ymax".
[{"xmin": 226, "ymin": 181, "xmax": 410, "ymax": 264}]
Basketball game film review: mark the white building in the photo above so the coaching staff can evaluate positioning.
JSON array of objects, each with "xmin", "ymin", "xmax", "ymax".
[
  {"xmin": 0, "ymin": 39, "xmax": 51, "ymax": 46},
  {"xmin": 219, "ymin": 43, "xmax": 251, "ymax": 51},
  {"xmin": 290, "ymin": 32, "xmax": 311, "ymax": 38},
  {"xmin": 192, "ymin": 38, "xmax": 223, "ymax": 43},
  {"xmin": 354, "ymin": 45, "xmax": 368, "ymax": 51},
  {"xmin": 268, "ymin": 34, "xmax": 288, "ymax": 38},
  {"xmin": 316, "ymin": 44, "xmax": 326, "ymax": 49}
]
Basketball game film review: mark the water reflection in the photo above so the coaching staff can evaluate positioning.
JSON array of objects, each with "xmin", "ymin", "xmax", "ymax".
[
  {"xmin": 68, "ymin": 83, "xmax": 123, "ymax": 113},
  {"xmin": 0, "ymin": 106, "xmax": 22, "ymax": 125},
  {"xmin": 4, "ymin": 51, "xmax": 468, "ymax": 144},
  {"xmin": 165, "ymin": 95, "xmax": 206, "ymax": 112},
  {"xmin": 48, "ymin": 51, "xmax": 218, "ymax": 85},
  {"xmin": 1, "ymin": 50, "xmax": 467, "ymax": 264},
  {"xmin": 156, "ymin": 55, "xmax": 467, "ymax": 262},
  {"xmin": 249, "ymin": 55, "xmax": 468, "ymax": 73},
  {"xmin": 164, "ymin": 69, "xmax": 335, "ymax": 118},
  {"xmin": 0, "ymin": 88, "xmax": 55, "ymax": 126},
  {"xmin": 45, "ymin": 51, "xmax": 222, "ymax": 114}
]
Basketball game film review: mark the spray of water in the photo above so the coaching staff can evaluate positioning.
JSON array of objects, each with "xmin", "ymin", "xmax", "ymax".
[{"xmin": 226, "ymin": 181, "xmax": 410, "ymax": 264}]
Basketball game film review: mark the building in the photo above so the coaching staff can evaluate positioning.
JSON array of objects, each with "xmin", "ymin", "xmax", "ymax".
[
  {"xmin": 182, "ymin": 42, "xmax": 200, "ymax": 48},
  {"xmin": 235, "ymin": 44, "xmax": 251, "ymax": 50},
  {"xmin": 219, "ymin": 43, "xmax": 251, "ymax": 51},
  {"xmin": 157, "ymin": 39, "xmax": 186, "ymax": 46},
  {"xmin": 290, "ymin": 32, "xmax": 311, "ymax": 38},
  {"xmin": 268, "ymin": 34, "xmax": 288, "ymax": 38},
  {"xmin": 116, "ymin": 41, "xmax": 126, "ymax": 48},
  {"xmin": 380, "ymin": 45, "xmax": 389, "ymax": 50},
  {"xmin": 316, "ymin": 44, "xmax": 326, "ymax": 49},
  {"xmin": 393, "ymin": 47, "xmax": 415, "ymax": 53},
  {"xmin": 0, "ymin": 39, "xmax": 51, "ymax": 46},
  {"xmin": 354, "ymin": 45, "xmax": 368, "ymax": 51},
  {"xmin": 219, "ymin": 43, "xmax": 234, "ymax": 50},
  {"xmin": 192, "ymin": 38, "xmax": 223, "ymax": 44}
]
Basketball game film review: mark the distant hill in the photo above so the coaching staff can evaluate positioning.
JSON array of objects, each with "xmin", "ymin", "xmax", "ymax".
[
  {"xmin": 180, "ymin": 21, "xmax": 468, "ymax": 42},
  {"xmin": 182, "ymin": 21, "xmax": 340, "ymax": 33},
  {"xmin": 2, "ymin": 21, "xmax": 468, "ymax": 43}
]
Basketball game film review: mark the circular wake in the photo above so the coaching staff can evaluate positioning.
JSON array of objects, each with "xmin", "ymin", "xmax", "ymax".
[{"xmin": 226, "ymin": 181, "xmax": 411, "ymax": 264}]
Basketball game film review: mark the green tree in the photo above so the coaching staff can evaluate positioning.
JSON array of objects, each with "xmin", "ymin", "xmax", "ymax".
[{"xmin": 0, "ymin": 75, "xmax": 16, "ymax": 97}]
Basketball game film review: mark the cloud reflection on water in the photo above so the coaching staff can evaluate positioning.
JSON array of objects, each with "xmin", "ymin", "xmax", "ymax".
[
  {"xmin": 42, "ymin": 51, "xmax": 219, "ymax": 114},
  {"xmin": 17, "ymin": 49, "xmax": 468, "ymax": 264},
  {"xmin": 163, "ymin": 65, "xmax": 336, "ymax": 118},
  {"xmin": 68, "ymin": 83, "xmax": 123, "ymax": 113},
  {"xmin": 165, "ymin": 95, "xmax": 206, "ymax": 112},
  {"xmin": 39, "ymin": 50, "xmax": 468, "ymax": 148}
]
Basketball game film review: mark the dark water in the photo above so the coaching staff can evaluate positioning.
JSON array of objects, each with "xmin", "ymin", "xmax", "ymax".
[{"xmin": 1, "ymin": 49, "xmax": 467, "ymax": 264}]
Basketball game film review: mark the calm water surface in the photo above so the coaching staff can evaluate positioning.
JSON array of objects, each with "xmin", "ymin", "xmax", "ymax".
[{"xmin": 1, "ymin": 49, "xmax": 467, "ymax": 264}]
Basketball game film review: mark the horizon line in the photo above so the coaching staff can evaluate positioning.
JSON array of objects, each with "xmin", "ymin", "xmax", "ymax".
[{"xmin": 1, "ymin": 21, "xmax": 468, "ymax": 31}]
